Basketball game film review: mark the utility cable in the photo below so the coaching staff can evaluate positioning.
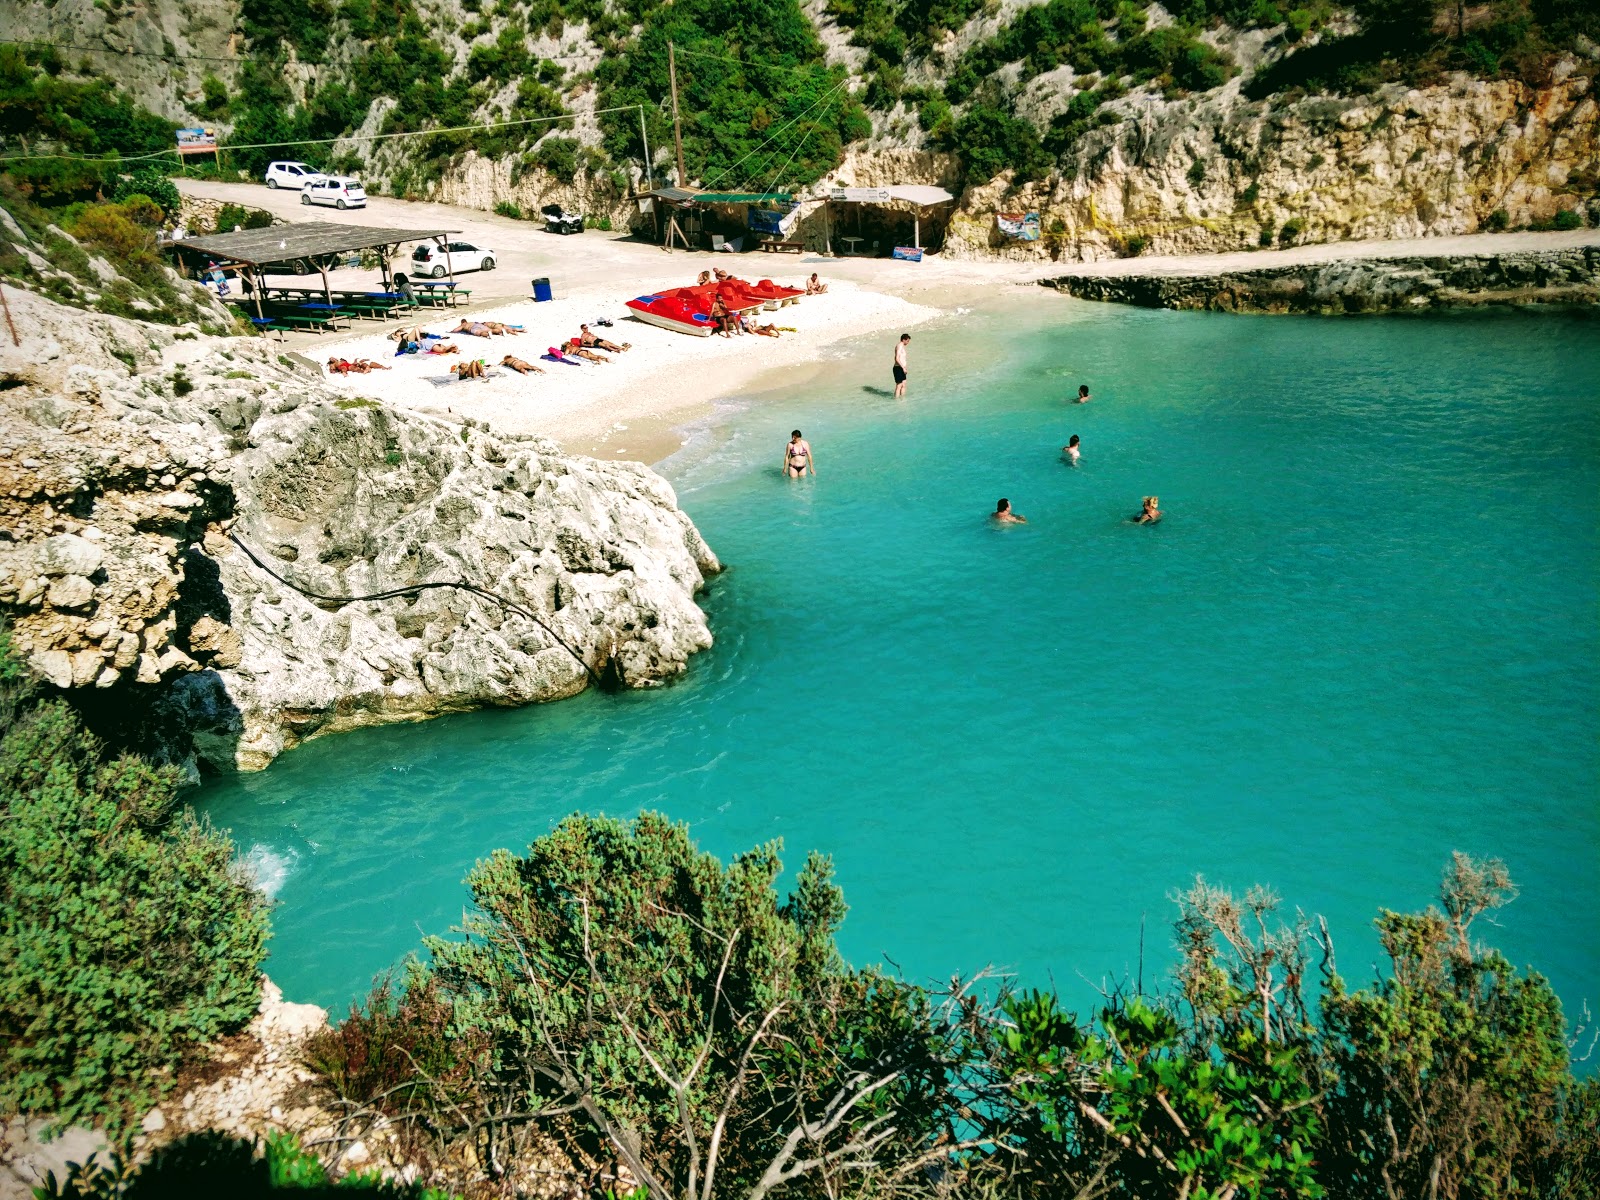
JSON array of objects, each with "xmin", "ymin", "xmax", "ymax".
[
  {"xmin": 699, "ymin": 74, "xmax": 851, "ymax": 192},
  {"xmin": 753, "ymin": 76, "xmax": 849, "ymax": 196},
  {"xmin": 0, "ymin": 105, "xmax": 641, "ymax": 164},
  {"xmin": 226, "ymin": 533, "xmax": 612, "ymax": 689}
]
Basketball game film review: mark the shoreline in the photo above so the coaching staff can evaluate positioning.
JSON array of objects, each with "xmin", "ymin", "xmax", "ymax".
[{"xmin": 314, "ymin": 274, "xmax": 955, "ymax": 465}]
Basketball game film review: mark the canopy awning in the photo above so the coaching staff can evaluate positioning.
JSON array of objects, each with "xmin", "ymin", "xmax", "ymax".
[
  {"xmin": 695, "ymin": 192, "xmax": 793, "ymax": 203},
  {"xmin": 169, "ymin": 222, "xmax": 459, "ymax": 267},
  {"xmin": 645, "ymin": 186, "xmax": 702, "ymax": 203},
  {"xmin": 885, "ymin": 184, "xmax": 955, "ymax": 206}
]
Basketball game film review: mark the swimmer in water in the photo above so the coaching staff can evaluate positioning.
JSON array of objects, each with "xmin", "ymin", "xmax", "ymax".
[
  {"xmin": 784, "ymin": 430, "xmax": 815, "ymax": 478},
  {"xmin": 1134, "ymin": 496, "xmax": 1162, "ymax": 524},
  {"xmin": 992, "ymin": 498, "xmax": 1027, "ymax": 524},
  {"xmin": 1075, "ymin": 384, "xmax": 1091, "ymax": 403},
  {"xmin": 1062, "ymin": 434, "xmax": 1081, "ymax": 465}
]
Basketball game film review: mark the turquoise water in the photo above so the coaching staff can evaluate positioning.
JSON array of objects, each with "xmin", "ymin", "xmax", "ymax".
[{"xmin": 202, "ymin": 297, "xmax": 1600, "ymax": 1023}]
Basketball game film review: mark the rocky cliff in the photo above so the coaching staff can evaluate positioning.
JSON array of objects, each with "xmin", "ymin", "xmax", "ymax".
[
  {"xmin": 944, "ymin": 63, "xmax": 1599, "ymax": 261},
  {"xmin": 0, "ymin": 255, "xmax": 719, "ymax": 774}
]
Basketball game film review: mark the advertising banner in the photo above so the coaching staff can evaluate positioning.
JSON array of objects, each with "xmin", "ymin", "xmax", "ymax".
[
  {"xmin": 175, "ymin": 127, "xmax": 218, "ymax": 155},
  {"xmin": 996, "ymin": 211, "xmax": 1041, "ymax": 241}
]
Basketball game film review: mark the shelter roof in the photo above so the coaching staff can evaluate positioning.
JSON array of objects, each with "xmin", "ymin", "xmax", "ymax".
[
  {"xmin": 169, "ymin": 222, "xmax": 458, "ymax": 266},
  {"xmin": 884, "ymin": 184, "xmax": 955, "ymax": 206},
  {"xmin": 645, "ymin": 186, "xmax": 703, "ymax": 203},
  {"xmin": 696, "ymin": 192, "xmax": 793, "ymax": 203}
]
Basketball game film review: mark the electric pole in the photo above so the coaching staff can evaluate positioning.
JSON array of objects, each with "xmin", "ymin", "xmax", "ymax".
[{"xmin": 668, "ymin": 40, "xmax": 687, "ymax": 188}]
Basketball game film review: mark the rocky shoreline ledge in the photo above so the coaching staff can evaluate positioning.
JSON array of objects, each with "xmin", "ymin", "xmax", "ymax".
[
  {"xmin": 0, "ymin": 260, "xmax": 720, "ymax": 773},
  {"xmin": 1040, "ymin": 246, "xmax": 1600, "ymax": 313}
]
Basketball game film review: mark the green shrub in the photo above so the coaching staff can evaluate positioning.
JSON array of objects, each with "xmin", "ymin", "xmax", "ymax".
[
  {"xmin": 112, "ymin": 169, "xmax": 180, "ymax": 218},
  {"xmin": 213, "ymin": 202, "xmax": 275, "ymax": 233},
  {"xmin": 1486, "ymin": 207, "xmax": 1510, "ymax": 231},
  {"xmin": 1553, "ymin": 207, "xmax": 1582, "ymax": 230},
  {"xmin": 1124, "ymin": 234, "xmax": 1148, "ymax": 255},
  {"xmin": 1259, "ymin": 221, "xmax": 1276, "ymax": 245},
  {"xmin": 585, "ymin": 213, "xmax": 613, "ymax": 231},
  {"xmin": 532, "ymin": 135, "xmax": 581, "ymax": 183},
  {"xmin": 493, "ymin": 200, "xmax": 524, "ymax": 220},
  {"xmin": 1186, "ymin": 159, "xmax": 1206, "ymax": 186},
  {"xmin": 0, "ymin": 634, "xmax": 269, "ymax": 1134},
  {"xmin": 1278, "ymin": 216, "xmax": 1305, "ymax": 244},
  {"xmin": 952, "ymin": 102, "xmax": 1049, "ymax": 184},
  {"xmin": 66, "ymin": 203, "xmax": 156, "ymax": 265}
]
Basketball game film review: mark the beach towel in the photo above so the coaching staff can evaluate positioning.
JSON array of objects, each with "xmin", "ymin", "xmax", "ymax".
[{"xmin": 543, "ymin": 347, "xmax": 580, "ymax": 365}]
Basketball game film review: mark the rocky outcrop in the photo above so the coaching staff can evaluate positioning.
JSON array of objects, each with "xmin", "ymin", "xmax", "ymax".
[
  {"xmin": 1041, "ymin": 245, "xmax": 1600, "ymax": 312},
  {"xmin": 0, "ymin": 278, "xmax": 720, "ymax": 773},
  {"xmin": 945, "ymin": 65, "xmax": 1599, "ymax": 261}
]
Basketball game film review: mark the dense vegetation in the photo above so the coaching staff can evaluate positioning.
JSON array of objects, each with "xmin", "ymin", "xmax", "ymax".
[
  {"xmin": 596, "ymin": 0, "xmax": 871, "ymax": 192},
  {"xmin": 0, "ymin": 633, "xmax": 269, "ymax": 1135},
  {"xmin": 303, "ymin": 812, "xmax": 1600, "ymax": 1200}
]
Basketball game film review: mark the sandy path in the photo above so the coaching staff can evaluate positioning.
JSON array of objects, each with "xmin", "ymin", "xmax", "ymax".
[{"xmin": 176, "ymin": 179, "xmax": 1598, "ymax": 460}]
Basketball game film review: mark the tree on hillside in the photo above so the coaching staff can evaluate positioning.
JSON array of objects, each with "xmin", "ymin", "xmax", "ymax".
[{"xmin": 598, "ymin": 0, "xmax": 870, "ymax": 190}]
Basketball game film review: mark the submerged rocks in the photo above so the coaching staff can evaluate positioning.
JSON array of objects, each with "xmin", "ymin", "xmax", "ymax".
[{"xmin": 0, "ymin": 272, "xmax": 720, "ymax": 772}]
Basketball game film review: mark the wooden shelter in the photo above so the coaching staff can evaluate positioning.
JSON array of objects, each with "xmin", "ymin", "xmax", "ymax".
[{"xmin": 168, "ymin": 222, "xmax": 459, "ymax": 318}]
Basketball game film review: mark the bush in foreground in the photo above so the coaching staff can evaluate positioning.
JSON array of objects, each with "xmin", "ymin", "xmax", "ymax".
[
  {"xmin": 0, "ymin": 634, "xmax": 269, "ymax": 1134},
  {"xmin": 318, "ymin": 815, "xmax": 1597, "ymax": 1199}
]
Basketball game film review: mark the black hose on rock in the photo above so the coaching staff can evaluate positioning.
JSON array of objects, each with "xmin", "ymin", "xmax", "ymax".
[{"xmin": 226, "ymin": 534, "xmax": 612, "ymax": 690}]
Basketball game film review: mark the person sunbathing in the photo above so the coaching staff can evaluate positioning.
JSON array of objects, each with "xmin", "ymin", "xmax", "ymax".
[
  {"xmin": 451, "ymin": 319, "xmax": 496, "ymax": 337},
  {"xmin": 747, "ymin": 322, "xmax": 780, "ymax": 338},
  {"xmin": 697, "ymin": 270, "xmax": 712, "ymax": 285},
  {"xmin": 579, "ymin": 324, "xmax": 630, "ymax": 353},
  {"xmin": 484, "ymin": 320, "xmax": 522, "ymax": 335},
  {"xmin": 501, "ymin": 354, "xmax": 543, "ymax": 374},
  {"xmin": 452, "ymin": 359, "xmax": 488, "ymax": 380},
  {"xmin": 806, "ymin": 273, "xmax": 828, "ymax": 294},
  {"xmin": 389, "ymin": 326, "xmax": 440, "ymax": 343},
  {"xmin": 425, "ymin": 342, "xmax": 460, "ymax": 355},
  {"xmin": 712, "ymin": 267, "xmax": 730, "ymax": 282},
  {"xmin": 544, "ymin": 345, "xmax": 580, "ymax": 365},
  {"xmin": 326, "ymin": 357, "xmax": 391, "ymax": 375},
  {"xmin": 566, "ymin": 338, "xmax": 610, "ymax": 363}
]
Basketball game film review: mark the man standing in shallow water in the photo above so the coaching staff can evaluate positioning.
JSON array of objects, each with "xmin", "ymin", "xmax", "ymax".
[{"xmin": 893, "ymin": 333, "xmax": 911, "ymax": 399}]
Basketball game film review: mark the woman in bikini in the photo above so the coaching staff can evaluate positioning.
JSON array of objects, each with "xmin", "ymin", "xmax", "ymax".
[
  {"xmin": 567, "ymin": 338, "xmax": 611, "ymax": 363},
  {"xmin": 784, "ymin": 430, "xmax": 815, "ymax": 478},
  {"xmin": 501, "ymin": 355, "xmax": 543, "ymax": 374},
  {"xmin": 452, "ymin": 359, "xmax": 488, "ymax": 380},
  {"xmin": 1134, "ymin": 496, "xmax": 1162, "ymax": 524}
]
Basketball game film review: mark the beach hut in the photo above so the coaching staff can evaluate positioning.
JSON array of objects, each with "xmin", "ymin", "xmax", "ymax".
[{"xmin": 824, "ymin": 185, "xmax": 956, "ymax": 255}]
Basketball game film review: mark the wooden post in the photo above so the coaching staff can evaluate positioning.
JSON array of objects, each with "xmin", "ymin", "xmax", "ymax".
[
  {"xmin": 638, "ymin": 104, "xmax": 652, "ymax": 193},
  {"xmin": 249, "ymin": 264, "xmax": 264, "ymax": 320},
  {"xmin": 318, "ymin": 259, "xmax": 332, "ymax": 308},
  {"xmin": 668, "ymin": 41, "xmax": 687, "ymax": 189}
]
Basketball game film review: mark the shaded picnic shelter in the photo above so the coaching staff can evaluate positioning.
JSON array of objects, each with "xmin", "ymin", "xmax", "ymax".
[{"xmin": 169, "ymin": 221, "xmax": 460, "ymax": 319}]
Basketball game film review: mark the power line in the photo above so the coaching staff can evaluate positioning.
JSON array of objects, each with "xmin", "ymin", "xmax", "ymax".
[
  {"xmin": 0, "ymin": 36, "xmax": 595, "ymax": 70},
  {"xmin": 671, "ymin": 44, "xmax": 842, "ymax": 77},
  {"xmin": 0, "ymin": 105, "xmax": 640, "ymax": 164}
]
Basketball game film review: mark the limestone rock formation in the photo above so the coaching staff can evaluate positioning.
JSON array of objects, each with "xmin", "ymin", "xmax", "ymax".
[
  {"xmin": 0, "ymin": 283, "xmax": 719, "ymax": 773},
  {"xmin": 943, "ymin": 66, "xmax": 1599, "ymax": 261},
  {"xmin": 1042, "ymin": 246, "xmax": 1600, "ymax": 311}
]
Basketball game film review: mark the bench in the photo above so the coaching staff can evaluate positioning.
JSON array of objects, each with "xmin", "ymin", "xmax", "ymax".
[
  {"xmin": 272, "ymin": 313, "xmax": 338, "ymax": 333},
  {"xmin": 759, "ymin": 239, "xmax": 804, "ymax": 254},
  {"xmin": 248, "ymin": 317, "xmax": 288, "ymax": 340},
  {"xmin": 342, "ymin": 303, "xmax": 399, "ymax": 321}
]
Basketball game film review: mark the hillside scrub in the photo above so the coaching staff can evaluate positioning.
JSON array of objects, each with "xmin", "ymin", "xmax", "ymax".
[
  {"xmin": 597, "ymin": 0, "xmax": 872, "ymax": 190},
  {"xmin": 305, "ymin": 815, "xmax": 1599, "ymax": 1199},
  {"xmin": 0, "ymin": 633, "xmax": 269, "ymax": 1135}
]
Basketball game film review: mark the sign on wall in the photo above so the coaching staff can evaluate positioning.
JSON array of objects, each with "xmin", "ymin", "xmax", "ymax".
[
  {"xmin": 996, "ymin": 211, "xmax": 1041, "ymax": 241},
  {"xmin": 830, "ymin": 187, "xmax": 891, "ymax": 203}
]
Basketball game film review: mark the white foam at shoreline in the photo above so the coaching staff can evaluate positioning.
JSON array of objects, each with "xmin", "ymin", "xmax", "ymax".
[{"xmin": 242, "ymin": 844, "xmax": 298, "ymax": 899}]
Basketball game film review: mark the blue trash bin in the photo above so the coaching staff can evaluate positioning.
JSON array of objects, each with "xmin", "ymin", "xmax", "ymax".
[{"xmin": 532, "ymin": 277, "xmax": 552, "ymax": 302}]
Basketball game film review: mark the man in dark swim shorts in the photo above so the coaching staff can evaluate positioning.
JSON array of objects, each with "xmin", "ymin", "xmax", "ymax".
[{"xmin": 893, "ymin": 333, "xmax": 911, "ymax": 399}]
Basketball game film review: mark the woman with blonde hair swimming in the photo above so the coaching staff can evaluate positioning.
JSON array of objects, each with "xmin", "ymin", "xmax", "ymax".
[{"xmin": 1134, "ymin": 496, "xmax": 1162, "ymax": 524}]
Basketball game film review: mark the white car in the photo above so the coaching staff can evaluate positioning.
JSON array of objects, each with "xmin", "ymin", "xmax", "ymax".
[
  {"xmin": 410, "ymin": 240, "xmax": 496, "ymax": 277},
  {"xmin": 301, "ymin": 176, "xmax": 366, "ymax": 209},
  {"xmin": 264, "ymin": 161, "xmax": 326, "ymax": 190}
]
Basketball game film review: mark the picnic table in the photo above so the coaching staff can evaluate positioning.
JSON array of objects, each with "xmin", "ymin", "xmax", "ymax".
[
  {"xmin": 759, "ymin": 239, "xmax": 804, "ymax": 253},
  {"xmin": 413, "ymin": 281, "xmax": 472, "ymax": 307},
  {"xmin": 839, "ymin": 236, "xmax": 864, "ymax": 255}
]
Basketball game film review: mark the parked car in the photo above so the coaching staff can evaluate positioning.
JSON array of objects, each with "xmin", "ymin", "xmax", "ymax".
[
  {"xmin": 264, "ymin": 161, "xmax": 326, "ymax": 190},
  {"xmin": 542, "ymin": 203, "xmax": 583, "ymax": 235},
  {"xmin": 301, "ymin": 176, "xmax": 367, "ymax": 209},
  {"xmin": 410, "ymin": 240, "xmax": 496, "ymax": 277}
]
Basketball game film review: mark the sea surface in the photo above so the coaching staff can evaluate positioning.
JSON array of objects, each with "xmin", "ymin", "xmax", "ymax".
[{"xmin": 201, "ymin": 295, "xmax": 1600, "ymax": 1026}]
